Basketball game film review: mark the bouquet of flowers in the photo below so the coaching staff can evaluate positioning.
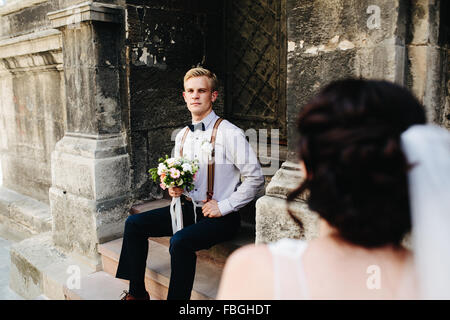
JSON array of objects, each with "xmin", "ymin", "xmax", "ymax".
[
  {"xmin": 149, "ymin": 155, "xmax": 199, "ymax": 233},
  {"xmin": 149, "ymin": 155, "xmax": 199, "ymax": 191}
]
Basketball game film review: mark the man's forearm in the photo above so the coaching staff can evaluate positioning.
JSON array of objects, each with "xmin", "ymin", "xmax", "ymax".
[{"xmin": 218, "ymin": 174, "xmax": 264, "ymax": 215}]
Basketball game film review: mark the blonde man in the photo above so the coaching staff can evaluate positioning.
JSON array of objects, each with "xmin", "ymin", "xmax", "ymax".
[{"xmin": 116, "ymin": 67, "xmax": 264, "ymax": 300}]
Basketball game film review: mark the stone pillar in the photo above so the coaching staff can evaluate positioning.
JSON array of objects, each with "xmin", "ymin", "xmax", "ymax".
[
  {"xmin": 47, "ymin": 2, "xmax": 130, "ymax": 268},
  {"xmin": 407, "ymin": 0, "xmax": 448, "ymax": 127}
]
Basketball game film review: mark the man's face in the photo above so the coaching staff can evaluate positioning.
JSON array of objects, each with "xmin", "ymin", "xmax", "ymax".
[{"xmin": 183, "ymin": 76, "xmax": 218, "ymax": 118}]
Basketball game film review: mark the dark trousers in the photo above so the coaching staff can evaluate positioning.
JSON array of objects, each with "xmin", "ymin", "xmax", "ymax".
[{"xmin": 115, "ymin": 196, "xmax": 240, "ymax": 299}]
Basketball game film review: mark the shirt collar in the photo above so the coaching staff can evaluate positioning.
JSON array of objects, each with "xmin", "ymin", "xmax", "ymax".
[{"xmin": 192, "ymin": 110, "xmax": 218, "ymax": 130}]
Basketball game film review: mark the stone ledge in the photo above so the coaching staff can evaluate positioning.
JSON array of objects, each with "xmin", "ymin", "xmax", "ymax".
[
  {"xmin": 0, "ymin": 186, "xmax": 52, "ymax": 237},
  {"xmin": 0, "ymin": 29, "xmax": 61, "ymax": 56},
  {"xmin": 265, "ymin": 161, "xmax": 307, "ymax": 201},
  {"xmin": 0, "ymin": 28, "xmax": 62, "ymax": 71},
  {"xmin": 47, "ymin": 1, "xmax": 123, "ymax": 29},
  {"xmin": 0, "ymin": 0, "xmax": 48, "ymax": 16},
  {"xmin": 9, "ymin": 232, "xmax": 96, "ymax": 299},
  {"xmin": 63, "ymin": 271, "xmax": 128, "ymax": 300},
  {"xmin": 255, "ymin": 195, "xmax": 319, "ymax": 244}
]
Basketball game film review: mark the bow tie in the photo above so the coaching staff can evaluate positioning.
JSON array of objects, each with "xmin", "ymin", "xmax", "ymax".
[{"xmin": 188, "ymin": 122, "xmax": 205, "ymax": 132}]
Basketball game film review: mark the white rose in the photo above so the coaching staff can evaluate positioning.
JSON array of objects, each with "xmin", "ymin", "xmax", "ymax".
[
  {"xmin": 166, "ymin": 158, "xmax": 176, "ymax": 167},
  {"xmin": 157, "ymin": 163, "xmax": 167, "ymax": 175},
  {"xmin": 182, "ymin": 163, "xmax": 192, "ymax": 173}
]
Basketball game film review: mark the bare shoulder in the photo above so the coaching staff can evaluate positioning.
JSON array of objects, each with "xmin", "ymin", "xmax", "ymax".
[
  {"xmin": 217, "ymin": 244, "xmax": 274, "ymax": 300},
  {"xmin": 226, "ymin": 244, "xmax": 272, "ymax": 268}
]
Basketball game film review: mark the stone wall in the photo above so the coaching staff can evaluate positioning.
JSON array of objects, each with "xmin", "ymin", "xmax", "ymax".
[
  {"xmin": 0, "ymin": 0, "xmax": 64, "ymax": 203},
  {"xmin": 0, "ymin": 1, "xmax": 57, "ymax": 39},
  {"xmin": 258, "ymin": 0, "xmax": 450, "ymax": 244},
  {"xmin": 406, "ymin": 0, "xmax": 449, "ymax": 129},
  {"xmin": 286, "ymin": 0, "xmax": 449, "ymax": 162},
  {"xmin": 286, "ymin": 0, "xmax": 411, "ymax": 161}
]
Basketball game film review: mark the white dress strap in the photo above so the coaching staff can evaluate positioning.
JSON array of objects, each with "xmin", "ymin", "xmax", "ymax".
[{"xmin": 268, "ymin": 238, "xmax": 309, "ymax": 300}]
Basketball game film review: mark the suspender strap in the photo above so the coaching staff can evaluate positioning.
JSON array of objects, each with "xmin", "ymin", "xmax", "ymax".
[
  {"xmin": 179, "ymin": 118, "xmax": 224, "ymax": 201},
  {"xmin": 179, "ymin": 127, "xmax": 190, "ymax": 157},
  {"xmin": 207, "ymin": 118, "xmax": 223, "ymax": 200}
]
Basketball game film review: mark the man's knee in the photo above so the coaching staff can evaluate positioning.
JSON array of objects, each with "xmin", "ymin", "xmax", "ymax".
[
  {"xmin": 169, "ymin": 232, "xmax": 192, "ymax": 255},
  {"xmin": 124, "ymin": 214, "xmax": 141, "ymax": 235}
]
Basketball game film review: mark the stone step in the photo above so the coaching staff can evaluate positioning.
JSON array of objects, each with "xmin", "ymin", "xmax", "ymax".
[
  {"xmin": 98, "ymin": 238, "xmax": 224, "ymax": 300},
  {"xmin": 128, "ymin": 199, "xmax": 171, "ymax": 215},
  {"xmin": 0, "ymin": 187, "xmax": 52, "ymax": 236},
  {"xmin": 9, "ymin": 232, "xmax": 97, "ymax": 300},
  {"xmin": 63, "ymin": 271, "xmax": 128, "ymax": 300},
  {"xmin": 128, "ymin": 199, "xmax": 255, "ymax": 267},
  {"xmin": 63, "ymin": 271, "xmax": 163, "ymax": 300},
  {"xmin": 149, "ymin": 223, "xmax": 255, "ymax": 268},
  {"xmin": 89, "ymin": 198, "xmax": 255, "ymax": 300}
]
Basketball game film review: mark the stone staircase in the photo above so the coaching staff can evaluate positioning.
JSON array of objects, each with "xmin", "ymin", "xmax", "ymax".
[{"xmin": 62, "ymin": 199, "xmax": 255, "ymax": 300}]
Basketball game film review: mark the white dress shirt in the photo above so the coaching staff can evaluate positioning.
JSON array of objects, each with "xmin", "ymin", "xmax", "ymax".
[{"xmin": 173, "ymin": 110, "xmax": 265, "ymax": 216}]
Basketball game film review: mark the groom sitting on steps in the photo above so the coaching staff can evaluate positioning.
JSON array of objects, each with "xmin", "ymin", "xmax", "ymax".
[{"xmin": 116, "ymin": 67, "xmax": 265, "ymax": 300}]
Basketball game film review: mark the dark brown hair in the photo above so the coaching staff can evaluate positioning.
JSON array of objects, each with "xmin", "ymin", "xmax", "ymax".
[{"xmin": 287, "ymin": 79, "xmax": 426, "ymax": 248}]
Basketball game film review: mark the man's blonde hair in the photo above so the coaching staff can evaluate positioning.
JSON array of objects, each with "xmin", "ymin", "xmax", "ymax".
[{"xmin": 183, "ymin": 67, "xmax": 218, "ymax": 92}]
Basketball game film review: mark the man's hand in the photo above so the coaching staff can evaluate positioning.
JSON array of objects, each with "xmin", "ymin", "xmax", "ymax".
[
  {"xmin": 201, "ymin": 199, "xmax": 222, "ymax": 218},
  {"xmin": 168, "ymin": 187, "xmax": 183, "ymax": 198}
]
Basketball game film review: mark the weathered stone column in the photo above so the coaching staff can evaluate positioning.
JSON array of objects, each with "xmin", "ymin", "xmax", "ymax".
[
  {"xmin": 407, "ymin": 0, "xmax": 448, "ymax": 127},
  {"xmin": 47, "ymin": 2, "xmax": 130, "ymax": 268}
]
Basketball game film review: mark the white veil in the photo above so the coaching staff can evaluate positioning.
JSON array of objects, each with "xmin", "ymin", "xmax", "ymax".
[{"xmin": 400, "ymin": 124, "xmax": 450, "ymax": 299}]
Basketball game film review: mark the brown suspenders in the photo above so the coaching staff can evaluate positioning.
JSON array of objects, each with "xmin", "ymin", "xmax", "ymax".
[
  {"xmin": 207, "ymin": 118, "xmax": 224, "ymax": 200},
  {"xmin": 179, "ymin": 118, "xmax": 224, "ymax": 201},
  {"xmin": 179, "ymin": 127, "xmax": 190, "ymax": 158}
]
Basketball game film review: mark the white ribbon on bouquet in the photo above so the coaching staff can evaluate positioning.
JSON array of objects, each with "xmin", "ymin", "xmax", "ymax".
[
  {"xmin": 169, "ymin": 192, "xmax": 201, "ymax": 235},
  {"xmin": 170, "ymin": 196, "xmax": 183, "ymax": 234}
]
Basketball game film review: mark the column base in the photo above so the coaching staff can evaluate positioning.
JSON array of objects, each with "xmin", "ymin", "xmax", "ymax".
[{"xmin": 50, "ymin": 133, "xmax": 131, "ymax": 262}]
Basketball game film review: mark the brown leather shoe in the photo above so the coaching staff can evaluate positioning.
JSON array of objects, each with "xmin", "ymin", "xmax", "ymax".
[{"xmin": 120, "ymin": 290, "xmax": 150, "ymax": 300}]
